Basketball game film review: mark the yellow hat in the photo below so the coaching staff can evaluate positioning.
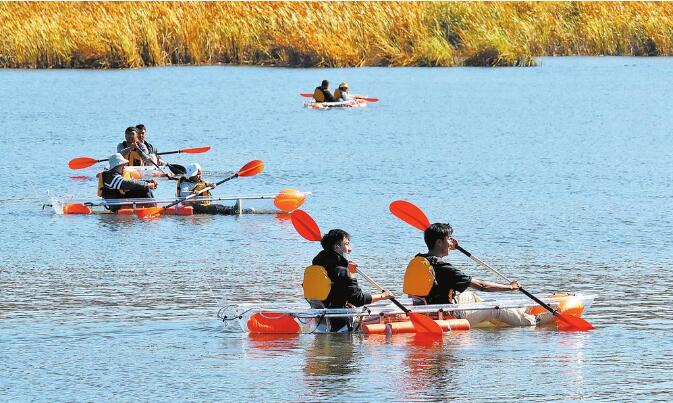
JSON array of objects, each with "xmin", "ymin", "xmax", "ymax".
[{"xmin": 339, "ymin": 82, "xmax": 349, "ymax": 89}]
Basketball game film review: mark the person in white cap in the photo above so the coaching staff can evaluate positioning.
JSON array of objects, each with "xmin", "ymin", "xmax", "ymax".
[
  {"xmin": 176, "ymin": 163, "xmax": 247, "ymax": 215},
  {"xmin": 333, "ymin": 82, "xmax": 352, "ymax": 101},
  {"xmin": 97, "ymin": 153, "xmax": 157, "ymax": 211}
]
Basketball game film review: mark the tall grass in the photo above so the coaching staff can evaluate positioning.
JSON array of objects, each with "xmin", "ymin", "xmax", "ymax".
[{"xmin": 1, "ymin": 2, "xmax": 672, "ymax": 68}]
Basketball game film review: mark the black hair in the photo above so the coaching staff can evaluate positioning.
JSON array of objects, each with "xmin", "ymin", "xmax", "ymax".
[
  {"xmin": 125, "ymin": 126, "xmax": 138, "ymax": 136},
  {"xmin": 321, "ymin": 229, "xmax": 350, "ymax": 250},
  {"xmin": 135, "ymin": 124, "xmax": 146, "ymax": 131},
  {"xmin": 321, "ymin": 80, "xmax": 329, "ymax": 88},
  {"xmin": 424, "ymin": 223, "xmax": 454, "ymax": 250}
]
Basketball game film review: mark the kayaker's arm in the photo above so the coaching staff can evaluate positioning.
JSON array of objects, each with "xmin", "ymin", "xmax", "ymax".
[
  {"xmin": 469, "ymin": 278, "xmax": 520, "ymax": 292},
  {"xmin": 120, "ymin": 178, "xmax": 157, "ymax": 191}
]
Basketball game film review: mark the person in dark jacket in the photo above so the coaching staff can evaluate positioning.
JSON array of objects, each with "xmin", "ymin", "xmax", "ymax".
[
  {"xmin": 313, "ymin": 80, "xmax": 335, "ymax": 103},
  {"xmin": 98, "ymin": 153, "xmax": 157, "ymax": 211},
  {"xmin": 313, "ymin": 229, "xmax": 393, "ymax": 308},
  {"xmin": 312, "ymin": 229, "xmax": 394, "ymax": 331}
]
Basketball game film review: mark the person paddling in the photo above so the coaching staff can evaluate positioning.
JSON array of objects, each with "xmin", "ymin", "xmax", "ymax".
[
  {"xmin": 98, "ymin": 153, "xmax": 157, "ymax": 211},
  {"xmin": 333, "ymin": 82, "xmax": 352, "ymax": 101},
  {"xmin": 176, "ymin": 163, "xmax": 251, "ymax": 215},
  {"xmin": 405, "ymin": 223, "xmax": 536, "ymax": 326},
  {"xmin": 307, "ymin": 229, "xmax": 394, "ymax": 332},
  {"xmin": 117, "ymin": 127, "xmax": 151, "ymax": 166},
  {"xmin": 312, "ymin": 80, "xmax": 335, "ymax": 103},
  {"xmin": 136, "ymin": 124, "xmax": 166, "ymax": 166}
]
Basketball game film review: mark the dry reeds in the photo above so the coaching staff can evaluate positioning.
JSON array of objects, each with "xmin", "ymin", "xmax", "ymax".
[{"xmin": 1, "ymin": 2, "xmax": 672, "ymax": 68}]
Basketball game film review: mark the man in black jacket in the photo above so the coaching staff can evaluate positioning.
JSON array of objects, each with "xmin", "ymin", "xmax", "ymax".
[{"xmin": 312, "ymin": 229, "xmax": 394, "ymax": 331}]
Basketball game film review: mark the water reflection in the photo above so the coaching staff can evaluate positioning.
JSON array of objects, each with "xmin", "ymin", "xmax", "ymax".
[{"xmin": 303, "ymin": 334, "xmax": 358, "ymax": 378}]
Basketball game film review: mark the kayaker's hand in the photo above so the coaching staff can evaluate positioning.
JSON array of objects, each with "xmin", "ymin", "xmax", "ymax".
[
  {"xmin": 508, "ymin": 280, "xmax": 521, "ymax": 291},
  {"xmin": 347, "ymin": 261, "xmax": 357, "ymax": 273},
  {"xmin": 208, "ymin": 182, "xmax": 216, "ymax": 189},
  {"xmin": 381, "ymin": 290, "xmax": 395, "ymax": 300},
  {"xmin": 448, "ymin": 237, "xmax": 459, "ymax": 250}
]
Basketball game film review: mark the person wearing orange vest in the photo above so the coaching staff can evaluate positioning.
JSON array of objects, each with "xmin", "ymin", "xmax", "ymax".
[
  {"xmin": 409, "ymin": 223, "xmax": 536, "ymax": 326},
  {"xmin": 333, "ymin": 82, "xmax": 352, "ymax": 101},
  {"xmin": 312, "ymin": 80, "xmax": 335, "ymax": 103},
  {"xmin": 117, "ymin": 127, "xmax": 151, "ymax": 166},
  {"xmin": 176, "ymin": 163, "xmax": 252, "ymax": 215}
]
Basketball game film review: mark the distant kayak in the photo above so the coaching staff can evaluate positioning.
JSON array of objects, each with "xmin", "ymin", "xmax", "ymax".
[{"xmin": 304, "ymin": 99, "xmax": 367, "ymax": 109}]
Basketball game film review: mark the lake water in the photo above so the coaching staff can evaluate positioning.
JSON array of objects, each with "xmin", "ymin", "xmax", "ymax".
[{"xmin": 1, "ymin": 57, "xmax": 672, "ymax": 401}]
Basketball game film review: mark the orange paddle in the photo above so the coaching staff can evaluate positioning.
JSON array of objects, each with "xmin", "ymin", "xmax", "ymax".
[
  {"xmin": 290, "ymin": 209, "xmax": 443, "ymax": 336},
  {"xmin": 136, "ymin": 159, "xmax": 265, "ymax": 219},
  {"xmin": 68, "ymin": 146, "xmax": 211, "ymax": 170},
  {"xmin": 389, "ymin": 199, "xmax": 595, "ymax": 332}
]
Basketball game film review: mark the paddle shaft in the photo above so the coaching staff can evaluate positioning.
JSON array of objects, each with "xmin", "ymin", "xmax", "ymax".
[
  {"xmin": 455, "ymin": 245, "xmax": 560, "ymax": 316},
  {"xmin": 162, "ymin": 173, "xmax": 239, "ymax": 210},
  {"xmin": 353, "ymin": 267, "xmax": 410, "ymax": 314}
]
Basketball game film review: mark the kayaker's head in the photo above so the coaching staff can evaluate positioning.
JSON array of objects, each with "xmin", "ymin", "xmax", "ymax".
[
  {"xmin": 185, "ymin": 163, "xmax": 202, "ymax": 181},
  {"xmin": 425, "ymin": 223, "xmax": 456, "ymax": 256},
  {"xmin": 339, "ymin": 82, "xmax": 349, "ymax": 90},
  {"xmin": 321, "ymin": 229, "xmax": 351, "ymax": 257},
  {"xmin": 135, "ymin": 124, "xmax": 146, "ymax": 142},
  {"xmin": 321, "ymin": 80, "xmax": 329, "ymax": 89},
  {"xmin": 125, "ymin": 126, "xmax": 139, "ymax": 144},
  {"xmin": 108, "ymin": 153, "xmax": 129, "ymax": 172}
]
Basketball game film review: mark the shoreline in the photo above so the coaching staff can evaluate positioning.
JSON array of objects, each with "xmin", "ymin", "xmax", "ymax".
[{"xmin": 1, "ymin": 2, "xmax": 671, "ymax": 69}]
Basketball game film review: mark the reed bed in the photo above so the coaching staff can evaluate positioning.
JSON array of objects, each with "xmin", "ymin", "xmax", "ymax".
[{"xmin": 1, "ymin": 2, "xmax": 672, "ymax": 68}]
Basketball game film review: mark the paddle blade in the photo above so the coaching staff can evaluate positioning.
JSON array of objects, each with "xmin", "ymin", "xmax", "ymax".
[
  {"xmin": 68, "ymin": 157, "xmax": 99, "ymax": 170},
  {"xmin": 555, "ymin": 312, "xmax": 595, "ymax": 332},
  {"xmin": 355, "ymin": 96, "xmax": 379, "ymax": 102},
  {"xmin": 274, "ymin": 189, "xmax": 306, "ymax": 212},
  {"xmin": 389, "ymin": 200, "xmax": 430, "ymax": 231},
  {"xmin": 291, "ymin": 210, "xmax": 322, "ymax": 242},
  {"xmin": 167, "ymin": 164, "xmax": 186, "ymax": 175},
  {"xmin": 181, "ymin": 146, "xmax": 211, "ymax": 154},
  {"xmin": 300, "ymin": 93, "xmax": 313, "ymax": 98},
  {"xmin": 238, "ymin": 160, "xmax": 265, "ymax": 177},
  {"xmin": 63, "ymin": 203, "xmax": 92, "ymax": 215},
  {"xmin": 136, "ymin": 207, "xmax": 163, "ymax": 219},
  {"xmin": 408, "ymin": 313, "xmax": 444, "ymax": 335}
]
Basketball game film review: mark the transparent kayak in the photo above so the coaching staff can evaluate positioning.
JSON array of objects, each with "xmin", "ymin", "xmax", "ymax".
[
  {"xmin": 303, "ymin": 99, "xmax": 367, "ymax": 109},
  {"xmin": 219, "ymin": 293, "xmax": 596, "ymax": 334},
  {"xmin": 45, "ymin": 190, "xmax": 310, "ymax": 216}
]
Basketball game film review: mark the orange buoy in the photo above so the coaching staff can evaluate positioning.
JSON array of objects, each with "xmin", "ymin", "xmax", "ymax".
[
  {"xmin": 274, "ymin": 189, "xmax": 306, "ymax": 212},
  {"xmin": 247, "ymin": 312, "xmax": 300, "ymax": 334},
  {"xmin": 363, "ymin": 319, "xmax": 470, "ymax": 335}
]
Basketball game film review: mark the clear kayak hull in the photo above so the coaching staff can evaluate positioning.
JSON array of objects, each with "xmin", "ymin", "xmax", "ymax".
[
  {"xmin": 219, "ymin": 293, "xmax": 596, "ymax": 334},
  {"xmin": 303, "ymin": 99, "xmax": 367, "ymax": 109}
]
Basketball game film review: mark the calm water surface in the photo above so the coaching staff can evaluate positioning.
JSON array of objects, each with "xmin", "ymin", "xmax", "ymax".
[{"xmin": 1, "ymin": 57, "xmax": 672, "ymax": 401}]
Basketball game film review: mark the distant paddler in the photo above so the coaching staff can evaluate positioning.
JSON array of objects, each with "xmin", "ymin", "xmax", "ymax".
[
  {"xmin": 117, "ymin": 126, "xmax": 151, "ymax": 166},
  {"xmin": 305, "ymin": 229, "xmax": 394, "ymax": 332},
  {"xmin": 176, "ymin": 163, "xmax": 252, "ymax": 215},
  {"xmin": 312, "ymin": 80, "xmax": 335, "ymax": 103},
  {"xmin": 136, "ymin": 124, "xmax": 166, "ymax": 166},
  {"xmin": 98, "ymin": 153, "xmax": 157, "ymax": 211},
  {"xmin": 333, "ymin": 82, "xmax": 352, "ymax": 101}
]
